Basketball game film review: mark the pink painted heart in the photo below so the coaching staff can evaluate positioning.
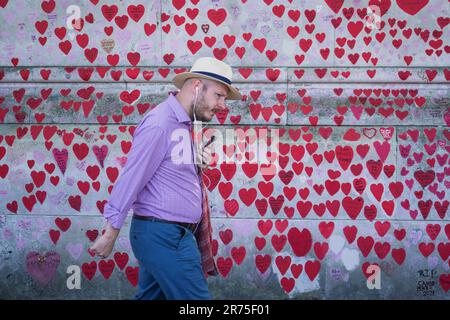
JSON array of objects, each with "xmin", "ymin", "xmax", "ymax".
[
  {"xmin": 207, "ymin": 8, "xmax": 227, "ymax": 26},
  {"xmin": 66, "ymin": 243, "xmax": 83, "ymax": 260},
  {"xmin": 414, "ymin": 170, "xmax": 435, "ymax": 188},
  {"xmin": 396, "ymin": 0, "xmax": 429, "ymax": 16},
  {"xmin": 405, "ymin": 178, "xmax": 414, "ymax": 189},
  {"xmin": 439, "ymin": 274, "xmax": 450, "ymax": 292},
  {"xmin": 444, "ymin": 112, "xmax": 450, "ymax": 126},
  {"xmin": 324, "ymin": 0, "xmax": 344, "ymax": 14},
  {"xmin": 335, "ymin": 146, "xmax": 353, "ymax": 171},
  {"xmin": 26, "ymin": 251, "xmax": 60, "ymax": 286},
  {"xmin": 119, "ymin": 90, "xmax": 140, "ymax": 104},
  {"xmin": 413, "ymin": 151, "xmax": 423, "ymax": 163},
  {"xmin": 350, "ymin": 106, "xmax": 363, "ymax": 120},
  {"xmin": 363, "ymin": 128, "xmax": 377, "ymax": 139},
  {"xmin": 203, "ymin": 168, "xmax": 221, "ymax": 191},
  {"xmin": 93, "ymin": 145, "xmax": 108, "ymax": 168},
  {"xmin": 217, "ymin": 257, "xmax": 233, "ymax": 277},
  {"xmin": 399, "ymin": 144, "xmax": 411, "ymax": 158},
  {"xmin": 400, "ymin": 168, "xmax": 409, "ymax": 177},
  {"xmin": 52, "ymin": 148, "xmax": 68, "ymax": 175},
  {"xmin": 379, "ymin": 127, "xmax": 394, "ymax": 140},
  {"xmin": 373, "ymin": 140, "xmax": 390, "ymax": 162},
  {"xmin": 224, "ymin": 199, "xmax": 239, "ymax": 216}
]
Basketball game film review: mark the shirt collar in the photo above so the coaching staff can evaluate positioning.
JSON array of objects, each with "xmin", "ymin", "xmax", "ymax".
[{"xmin": 168, "ymin": 93, "xmax": 192, "ymax": 125}]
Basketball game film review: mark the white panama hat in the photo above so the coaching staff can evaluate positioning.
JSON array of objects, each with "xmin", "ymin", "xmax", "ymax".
[{"xmin": 172, "ymin": 57, "xmax": 242, "ymax": 100}]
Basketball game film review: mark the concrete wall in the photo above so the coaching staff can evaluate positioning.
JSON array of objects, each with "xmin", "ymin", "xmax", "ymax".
[{"xmin": 0, "ymin": 0, "xmax": 449, "ymax": 299}]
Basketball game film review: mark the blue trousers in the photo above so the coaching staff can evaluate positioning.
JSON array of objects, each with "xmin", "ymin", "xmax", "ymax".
[{"xmin": 129, "ymin": 217, "xmax": 211, "ymax": 300}]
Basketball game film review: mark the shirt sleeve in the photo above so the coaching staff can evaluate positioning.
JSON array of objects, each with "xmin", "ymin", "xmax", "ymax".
[{"xmin": 103, "ymin": 124, "xmax": 168, "ymax": 229}]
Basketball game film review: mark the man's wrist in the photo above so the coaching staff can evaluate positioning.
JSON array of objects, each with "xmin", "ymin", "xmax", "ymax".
[{"xmin": 105, "ymin": 221, "xmax": 120, "ymax": 239}]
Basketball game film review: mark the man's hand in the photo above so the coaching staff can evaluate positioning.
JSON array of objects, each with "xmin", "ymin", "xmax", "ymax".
[
  {"xmin": 200, "ymin": 146, "xmax": 215, "ymax": 170},
  {"xmin": 89, "ymin": 221, "xmax": 120, "ymax": 259}
]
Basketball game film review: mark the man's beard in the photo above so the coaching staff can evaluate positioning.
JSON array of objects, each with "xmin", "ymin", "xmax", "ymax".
[
  {"xmin": 195, "ymin": 109, "xmax": 209, "ymax": 122},
  {"xmin": 193, "ymin": 97, "xmax": 211, "ymax": 122}
]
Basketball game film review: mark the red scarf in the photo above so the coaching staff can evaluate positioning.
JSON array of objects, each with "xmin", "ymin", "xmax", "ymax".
[
  {"xmin": 190, "ymin": 122, "xmax": 218, "ymax": 277},
  {"xmin": 194, "ymin": 177, "xmax": 219, "ymax": 277}
]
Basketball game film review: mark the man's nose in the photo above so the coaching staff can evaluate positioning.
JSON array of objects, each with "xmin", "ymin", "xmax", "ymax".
[{"xmin": 217, "ymin": 98, "xmax": 227, "ymax": 109}]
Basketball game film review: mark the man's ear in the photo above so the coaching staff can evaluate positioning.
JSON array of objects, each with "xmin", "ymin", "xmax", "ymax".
[{"xmin": 193, "ymin": 78, "xmax": 202, "ymax": 88}]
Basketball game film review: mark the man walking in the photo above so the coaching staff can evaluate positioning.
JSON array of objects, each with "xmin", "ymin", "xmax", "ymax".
[{"xmin": 90, "ymin": 57, "xmax": 242, "ymax": 300}]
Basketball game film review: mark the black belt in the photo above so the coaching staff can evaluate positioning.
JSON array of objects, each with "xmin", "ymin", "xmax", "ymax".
[{"xmin": 133, "ymin": 214, "xmax": 198, "ymax": 233}]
